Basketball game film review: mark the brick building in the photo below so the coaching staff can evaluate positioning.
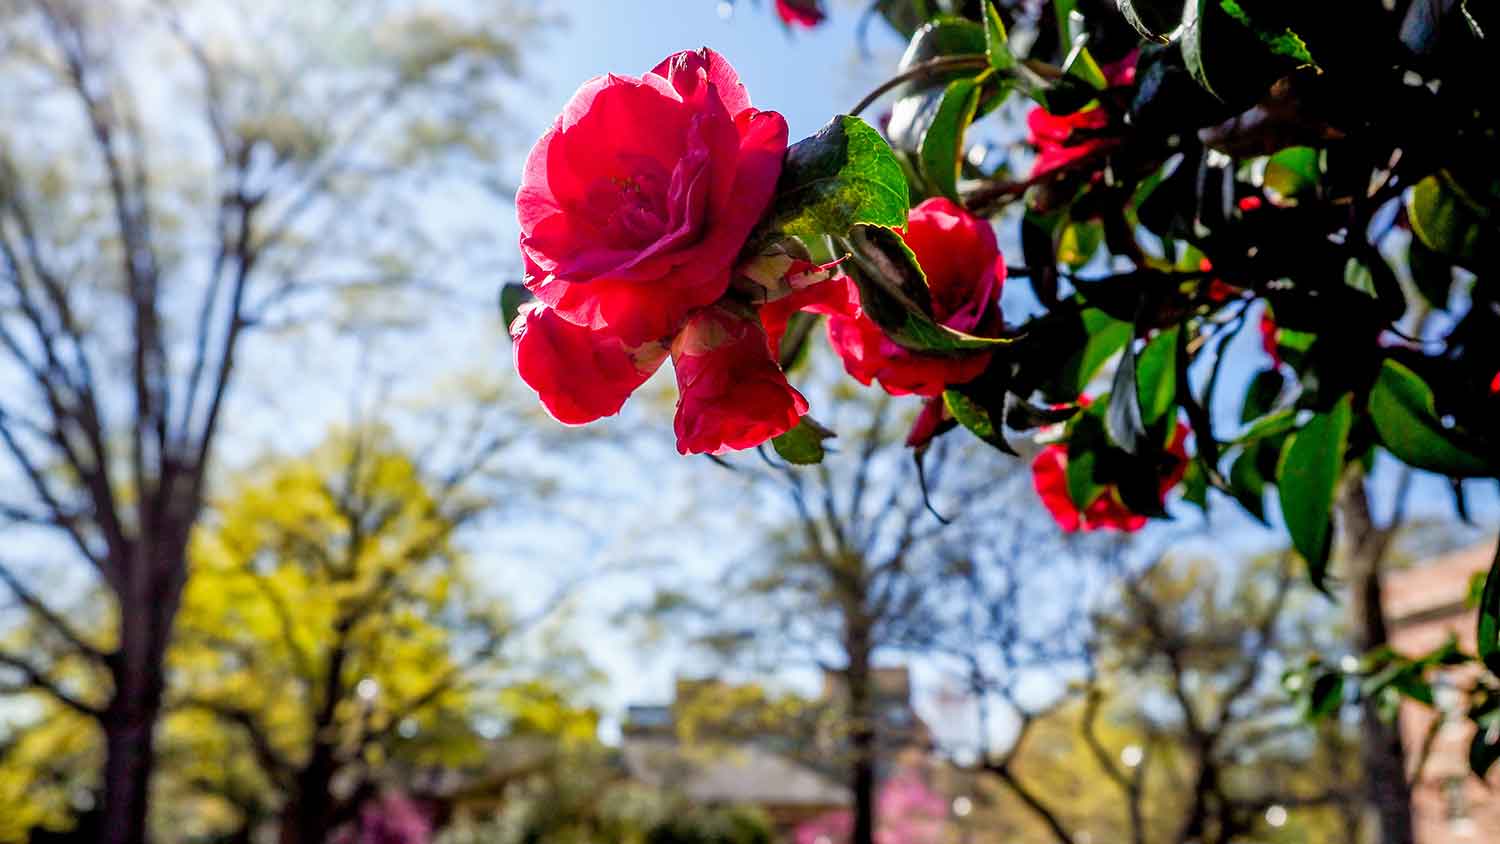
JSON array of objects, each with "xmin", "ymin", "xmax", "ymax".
[{"xmin": 1385, "ymin": 543, "xmax": 1500, "ymax": 842}]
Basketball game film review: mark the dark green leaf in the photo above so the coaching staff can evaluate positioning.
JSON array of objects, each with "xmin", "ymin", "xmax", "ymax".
[
  {"xmin": 1368, "ymin": 360, "xmax": 1494, "ymax": 477},
  {"xmin": 982, "ymin": 1, "xmax": 1014, "ymax": 71},
  {"xmin": 1262, "ymin": 146, "xmax": 1319, "ymax": 201},
  {"xmin": 1303, "ymin": 671, "xmax": 1344, "ymax": 720},
  {"xmin": 756, "ymin": 116, "xmax": 909, "ymax": 246},
  {"xmin": 1241, "ymin": 367, "xmax": 1285, "ymax": 424},
  {"xmin": 1471, "ymin": 726, "xmax": 1500, "ymax": 779},
  {"xmin": 1478, "ymin": 543, "xmax": 1500, "ymax": 677},
  {"xmin": 1277, "ymin": 394, "xmax": 1354, "ymax": 590},
  {"xmin": 1407, "ymin": 237, "xmax": 1455, "ymax": 310},
  {"xmin": 771, "ymin": 416, "xmax": 836, "ymax": 465},
  {"xmin": 1407, "ymin": 169, "xmax": 1500, "ymax": 268},
  {"xmin": 1136, "ymin": 326, "xmax": 1180, "ymax": 427},
  {"xmin": 1229, "ymin": 446, "xmax": 1269, "ymax": 524},
  {"xmin": 500, "ymin": 283, "xmax": 533, "ymax": 334},
  {"xmin": 1106, "ymin": 339, "xmax": 1147, "ymax": 454},
  {"xmin": 944, "ymin": 389, "xmax": 997, "ymax": 440},
  {"xmin": 843, "ymin": 227, "xmax": 1016, "ymax": 353},
  {"xmin": 1062, "ymin": 309, "xmax": 1131, "ymax": 394},
  {"xmin": 1116, "ymin": 0, "xmax": 1182, "ymax": 42},
  {"xmin": 920, "ymin": 77, "xmax": 983, "ymax": 201}
]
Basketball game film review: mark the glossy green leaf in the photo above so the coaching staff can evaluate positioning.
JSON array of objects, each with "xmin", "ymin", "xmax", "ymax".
[
  {"xmin": 1277, "ymin": 394, "xmax": 1353, "ymax": 590},
  {"xmin": 1241, "ymin": 367, "xmax": 1285, "ymax": 424},
  {"xmin": 772, "ymin": 416, "xmax": 836, "ymax": 465},
  {"xmin": 1478, "ymin": 543, "xmax": 1500, "ymax": 677},
  {"xmin": 1229, "ymin": 446, "xmax": 1269, "ymax": 524},
  {"xmin": 920, "ymin": 77, "xmax": 983, "ymax": 201},
  {"xmin": 1136, "ymin": 326, "xmax": 1179, "ymax": 427},
  {"xmin": 982, "ymin": 2, "xmax": 1014, "ymax": 70},
  {"xmin": 1115, "ymin": 0, "xmax": 1182, "ymax": 42},
  {"xmin": 944, "ymin": 389, "xmax": 997, "ymax": 441},
  {"xmin": 1057, "ymin": 220, "xmax": 1103, "ymax": 269},
  {"xmin": 843, "ymin": 227, "xmax": 1016, "ymax": 354},
  {"xmin": 500, "ymin": 283, "xmax": 533, "ymax": 334},
  {"xmin": 756, "ymin": 115, "xmax": 909, "ymax": 245},
  {"xmin": 1062, "ymin": 309, "xmax": 1132, "ymax": 394},
  {"xmin": 1368, "ymin": 360, "xmax": 1493, "ymax": 477},
  {"xmin": 1407, "ymin": 170, "xmax": 1499, "ymax": 267},
  {"xmin": 1262, "ymin": 146, "xmax": 1319, "ymax": 201}
]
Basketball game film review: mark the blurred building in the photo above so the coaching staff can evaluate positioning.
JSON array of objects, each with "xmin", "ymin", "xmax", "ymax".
[
  {"xmin": 1385, "ymin": 542, "xmax": 1500, "ymax": 843},
  {"xmin": 620, "ymin": 667, "xmax": 940, "ymax": 840}
]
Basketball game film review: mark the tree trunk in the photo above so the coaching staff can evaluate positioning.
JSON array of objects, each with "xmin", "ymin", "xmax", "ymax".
[
  {"xmin": 1343, "ymin": 481, "xmax": 1416, "ymax": 844},
  {"xmin": 846, "ymin": 621, "xmax": 877, "ymax": 844},
  {"xmin": 278, "ymin": 750, "xmax": 338, "ymax": 844},
  {"xmin": 99, "ymin": 535, "xmax": 190, "ymax": 844}
]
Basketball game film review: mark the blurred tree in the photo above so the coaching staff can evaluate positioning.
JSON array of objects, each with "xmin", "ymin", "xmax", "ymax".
[
  {"xmin": 971, "ymin": 553, "xmax": 1362, "ymax": 844},
  {"xmin": 645, "ymin": 379, "xmax": 1041, "ymax": 844},
  {"xmin": 0, "ymin": 2, "xmax": 543, "ymax": 842},
  {"xmin": 0, "ymin": 426, "xmax": 598, "ymax": 844}
]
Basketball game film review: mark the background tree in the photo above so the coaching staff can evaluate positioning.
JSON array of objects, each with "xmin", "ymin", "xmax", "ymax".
[
  {"xmin": 964, "ymin": 552, "xmax": 1361, "ymax": 844},
  {"xmin": 0, "ymin": 2, "xmax": 541, "ymax": 841}
]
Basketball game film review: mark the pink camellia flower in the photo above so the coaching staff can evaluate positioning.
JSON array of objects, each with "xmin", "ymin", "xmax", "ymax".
[
  {"xmin": 672, "ymin": 304, "xmax": 809, "ymax": 455},
  {"xmin": 1032, "ymin": 424, "xmax": 1190, "ymax": 533},
  {"xmin": 776, "ymin": 0, "xmax": 826, "ymax": 28},
  {"xmin": 1026, "ymin": 51, "xmax": 1137, "ymax": 181},
  {"xmin": 516, "ymin": 48, "xmax": 788, "ymax": 348},
  {"xmin": 513, "ymin": 49, "xmax": 805, "ymax": 455},
  {"xmin": 1028, "ymin": 106, "xmax": 1118, "ymax": 180},
  {"xmin": 823, "ymin": 197, "xmax": 1006, "ymax": 397}
]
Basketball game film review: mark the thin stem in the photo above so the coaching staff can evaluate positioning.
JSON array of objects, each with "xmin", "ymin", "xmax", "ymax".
[{"xmin": 850, "ymin": 54, "xmax": 991, "ymax": 118}]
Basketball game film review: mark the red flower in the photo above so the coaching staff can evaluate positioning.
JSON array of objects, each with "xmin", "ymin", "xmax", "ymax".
[
  {"xmin": 1490, "ymin": 370, "xmax": 1500, "ymax": 395},
  {"xmin": 1025, "ymin": 52, "xmax": 1135, "ymax": 181},
  {"xmin": 1199, "ymin": 258, "xmax": 1241, "ymax": 303},
  {"xmin": 1260, "ymin": 309, "xmax": 1282, "ymax": 367},
  {"xmin": 775, "ymin": 0, "xmax": 825, "ymax": 28},
  {"xmin": 672, "ymin": 305, "xmax": 809, "ymax": 455},
  {"xmin": 823, "ymin": 198, "xmax": 1005, "ymax": 397},
  {"xmin": 1032, "ymin": 425, "xmax": 1190, "ymax": 533},
  {"xmin": 512, "ymin": 301, "xmax": 667, "ymax": 425},
  {"xmin": 1238, "ymin": 195, "xmax": 1264, "ymax": 213},
  {"xmin": 1027, "ymin": 107, "xmax": 1117, "ymax": 180},
  {"xmin": 517, "ymin": 48, "xmax": 788, "ymax": 347}
]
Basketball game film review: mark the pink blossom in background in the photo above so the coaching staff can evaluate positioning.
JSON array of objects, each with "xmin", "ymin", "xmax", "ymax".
[{"xmin": 794, "ymin": 771, "xmax": 948, "ymax": 844}]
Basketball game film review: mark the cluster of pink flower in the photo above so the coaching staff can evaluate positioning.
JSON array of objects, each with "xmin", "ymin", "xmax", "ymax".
[
  {"xmin": 513, "ymin": 49, "xmax": 1006, "ymax": 458},
  {"xmin": 512, "ymin": 49, "xmax": 1185, "ymax": 533}
]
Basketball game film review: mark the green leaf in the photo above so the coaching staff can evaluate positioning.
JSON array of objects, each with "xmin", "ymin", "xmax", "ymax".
[
  {"xmin": 1262, "ymin": 146, "xmax": 1319, "ymax": 201},
  {"xmin": 1407, "ymin": 170, "xmax": 1500, "ymax": 267},
  {"xmin": 1229, "ymin": 446, "xmax": 1269, "ymax": 524},
  {"xmin": 1368, "ymin": 360, "xmax": 1494, "ymax": 477},
  {"xmin": 1407, "ymin": 237, "xmax": 1455, "ymax": 309},
  {"xmin": 1241, "ymin": 367, "xmax": 1285, "ymax": 424},
  {"xmin": 1181, "ymin": 0, "xmax": 1301, "ymax": 105},
  {"xmin": 944, "ymin": 389, "xmax": 997, "ymax": 440},
  {"xmin": 756, "ymin": 116, "xmax": 909, "ymax": 245},
  {"xmin": 1062, "ymin": 43, "xmax": 1108, "ymax": 90},
  {"xmin": 500, "ymin": 283, "xmax": 533, "ymax": 334},
  {"xmin": 1478, "ymin": 543, "xmax": 1500, "ymax": 677},
  {"xmin": 1219, "ymin": 0, "xmax": 1316, "ymax": 64},
  {"xmin": 1106, "ymin": 325, "xmax": 1178, "ymax": 454},
  {"xmin": 1057, "ymin": 220, "xmax": 1103, "ymax": 269},
  {"xmin": 843, "ymin": 227, "xmax": 1016, "ymax": 354},
  {"xmin": 1115, "ymin": 0, "xmax": 1183, "ymax": 42},
  {"xmin": 1136, "ymin": 326, "xmax": 1179, "ymax": 427},
  {"xmin": 896, "ymin": 16, "xmax": 987, "ymax": 81},
  {"xmin": 1062, "ymin": 309, "xmax": 1132, "ymax": 394},
  {"xmin": 1277, "ymin": 394, "xmax": 1353, "ymax": 590},
  {"xmin": 1302, "ymin": 671, "xmax": 1344, "ymax": 720},
  {"xmin": 1234, "ymin": 407, "xmax": 1297, "ymax": 445},
  {"xmin": 982, "ymin": 2, "xmax": 1014, "ymax": 70},
  {"xmin": 771, "ymin": 416, "xmax": 836, "ymax": 465},
  {"xmin": 920, "ymin": 77, "xmax": 983, "ymax": 201},
  {"xmin": 1470, "ymin": 728, "xmax": 1500, "ymax": 779}
]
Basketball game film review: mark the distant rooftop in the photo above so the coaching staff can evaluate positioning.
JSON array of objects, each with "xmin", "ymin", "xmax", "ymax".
[{"xmin": 621, "ymin": 737, "xmax": 850, "ymax": 809}]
